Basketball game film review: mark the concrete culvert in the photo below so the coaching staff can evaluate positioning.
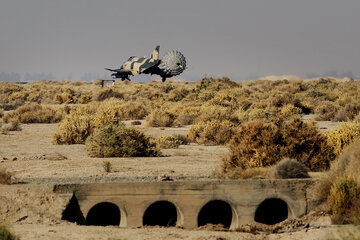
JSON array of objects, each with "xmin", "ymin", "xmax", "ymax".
[
  {"xmin": 255, "ymin": 198, "xmax": 288, "ymax": 225},
  {"xmin": 143, "ymin": 201, "xmax": 177, "ymax": 227},
  {"xmin": 61, "ymin": 194, "xmax": 85, "ymax": 225},
  {"xmin": 85, "ymin": 202, "xmax": 120, "ymax": 226},
  {"xmin": 198, "ymin": 200, "xmax": 233, "ymax": 228}
]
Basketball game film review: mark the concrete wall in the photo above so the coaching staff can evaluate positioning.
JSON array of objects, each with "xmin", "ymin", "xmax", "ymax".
[{"xmin": 54, "ymin": 179, "xmax": 316, "ymax": 229}]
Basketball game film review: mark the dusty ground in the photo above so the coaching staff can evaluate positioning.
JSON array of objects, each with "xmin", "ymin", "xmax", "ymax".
[{"xmin": 0, "ymin": 121, "xmax": 356, "ymax": 240}]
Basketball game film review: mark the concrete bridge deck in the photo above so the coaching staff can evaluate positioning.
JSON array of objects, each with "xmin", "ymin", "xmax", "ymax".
[{"xmin": 54, "ymin": 179, "xmax": 318, "ymax": 229}]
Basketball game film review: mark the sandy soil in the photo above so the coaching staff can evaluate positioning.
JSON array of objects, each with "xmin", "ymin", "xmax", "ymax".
[{"xmin": 0, "ymin": 122, "xmax": 356, "ymax": 240}]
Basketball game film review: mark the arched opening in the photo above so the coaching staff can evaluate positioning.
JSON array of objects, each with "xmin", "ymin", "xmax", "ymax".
[
  {"xmin": 85, "ymin": 202, "xmax": 120, "ymax": 226},
  {"xmin": 197, "ymin": 200, "xmax": 233, "ymax": 229},
  {"xmin": 255, "ymin": 198, "xmax": 288, "ymax": 225},
  {"xmin": 61, "ymin": 194, "xmax": 85, "ymax": 225},
  {"xmin": 143, "ymin": 201, "xmax": 177, "ymax": 227}
]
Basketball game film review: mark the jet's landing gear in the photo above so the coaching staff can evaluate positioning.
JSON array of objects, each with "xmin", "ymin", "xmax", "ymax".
[{"xmin": 162, "ymin": 76, "xmax": 166, "ymax": 82}]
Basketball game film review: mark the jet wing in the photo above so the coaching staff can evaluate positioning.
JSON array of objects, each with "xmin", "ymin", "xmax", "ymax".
[
  {"xmin": 139, "ymin": 59, "xmax": 160, "ymax": 73},
  {"xmin": 105, "ymin": 68, "xmax": 130, "ymax": 74}
]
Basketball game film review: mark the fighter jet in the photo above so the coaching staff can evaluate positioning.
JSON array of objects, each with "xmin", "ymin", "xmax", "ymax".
[{"xmin": 105, "ymin": 45, "xmax": 186, "ymax": 82}]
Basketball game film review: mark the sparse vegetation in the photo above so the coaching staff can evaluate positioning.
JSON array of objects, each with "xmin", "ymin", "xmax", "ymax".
[
  {"xmin": 155, "ymin": 134, "xmax": 189, "ymax": 149},
  {"xmin": 102, "ymin": 160, "xmax": 112, "ymax": 173}
]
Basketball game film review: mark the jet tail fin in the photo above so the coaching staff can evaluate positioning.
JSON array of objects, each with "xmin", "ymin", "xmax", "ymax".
[{"xmin": 151, "ymin": 45, "xmax": 160, "ymax": 60}]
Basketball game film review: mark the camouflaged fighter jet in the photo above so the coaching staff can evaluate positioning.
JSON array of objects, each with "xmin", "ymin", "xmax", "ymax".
[{"xmin": 105, "ymin": 45, "xmax": 186, "ymax": 82}]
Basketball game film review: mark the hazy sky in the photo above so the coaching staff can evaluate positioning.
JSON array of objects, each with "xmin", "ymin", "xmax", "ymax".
[{"xmin": 1, "ymin": 0, "xmax": 360, "ymax": 81}]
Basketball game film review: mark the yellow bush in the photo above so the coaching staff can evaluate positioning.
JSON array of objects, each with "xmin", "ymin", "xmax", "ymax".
[
  {"xmin": 329, "ymin": 176, "xmax": 359, "ymax": 215},
  {"xmin": 52, "ymin": 106, "xmax": 95, "ymax": 144},
  {"xmin": 94, "ymin": 99, "xmax": 148, "ymax": 127},
  {"xmin": 326, "ymin": 122, "xmax": 360, "ymax": 156},
  {"xmin": 280, "ymin": 104, "xmax": 302, "ymax": 118},
  {"xmin": 3, "ymin": 103, "xmax": 64, "ymax": 123},
  {"xmin": 188, "ymin": 119, "xmax": 234, "ymax": 145},
  {"xmin": 145, "ymin": 108, "xmax": 176, "ymax": 127},
  {"xmin": 195, "ymin": 105, "xmax": 234, "ymax": 123},
  {"xmin": 155, "ymin": 135, "xmax": 188, "ymax": 149}
]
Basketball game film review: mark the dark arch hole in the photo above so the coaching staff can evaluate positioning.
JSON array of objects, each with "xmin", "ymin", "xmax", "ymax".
[
  {"xmin": 143, "ymin": 201, "xmax": 177, "ymax": 227},
  {"xmin": 85, "ymin": 202, "xmax": 120, "ymax": 226},
  {"xmin": 198, "ymin": 200, "xmax": 233, "ymax": 228},
  {"xmin": 61, "ymin": 194, "xmax": 85, "ymax": 225},
  {"xmin": 255, "ymin": 198, "xmax": 288, "ymax": 225}
]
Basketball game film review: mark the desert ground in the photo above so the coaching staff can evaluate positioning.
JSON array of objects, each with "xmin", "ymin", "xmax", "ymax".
[{"xmin": 1, "ymin": 121, "xmax": 359, "ymax": 240}]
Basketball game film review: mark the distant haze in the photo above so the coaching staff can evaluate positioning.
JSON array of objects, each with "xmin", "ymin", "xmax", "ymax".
[{"xmin": 1, "ymin": 0, "xmax": 360, "ymax": 82}]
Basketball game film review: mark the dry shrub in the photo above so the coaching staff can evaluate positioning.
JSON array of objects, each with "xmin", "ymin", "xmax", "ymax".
[
  {"xmin": 314, "ymin": 101, "xmax": 338, "ymax": 121},
  {"xmin": 54, "ymin": 92, "xmax": 76, "ymax": 104},
  {"xmin": 170, "ymin": 106, "xmax": 200, "ymax": 125},
  {"xmin": 85, "ymin": 124, "xmax": 159, "ymax": 157},
  {"xmin": 0, "ymin": 224, "xmax": 19, "ymax": 240},
  {"xmin": 195, "ymin": 105, "xmax": 234, "ymax": 123},
  {"xmin": 146, "ymin": 108, "xmax": 176, "ymax": 127},
  {"xmin": 313, "ymin": 141, "xmax": 360, "ymax": 223},
  {"xmin": 269, "ymin": 92, "xmax": 294, "ymax": 108},
  {"xmin": 195, "ymin": 77, "xmax": 238, "ymax": 92},
  {"xmin": 326, "ymin": 122, "xmax": 360, "ymax": 156},
  {"xmin": 0, "ymin": 168, "xmax": 12, "ymax": 184},
  {"xmin": 188, "ymin": 119, "xmax": 235, "ymax": 145},
  {"xmin": 280, "ymin": 104, "xmax": 302, "ymax": 119},
  {"xmin": 272, "ymin": 158, "xmax": 310, "ymax": 179},
  {"xmin": 95, "ymin": 88, "xmax": 124, "ymax": 101},
  {"xmin": 223, "ymin": 121, "xmax": 282, "ymax": 171},
  {"xmin": 94, "ymin": 99, "xmax": 148, "ymax": 127},
  {"xmin": 221, "ymin": 118, "xmax": 333, "ymax": 174},
  {"xmin": 2, "ymin": 119, "xmax": 21, "ymax": 132},
  {"xmin": 78, "ymin": 94, "xmax": 92, "ymax": 104},
  {"xmin": 3, "ymin": 103, "xmax": 64, "ymax": 123},
  {"xmin": 280, "ymin": 118, "xmax": 334, "ymax": 171},
  {"xmin": 328, "ymin": 176, "xmax": 360, "ymax": 224},
  {"xmin": 207, "ymin": 91, "xmax": 239, "ymax": 109},
  {"xmin": 167, "ymin": 87, "xmax": 190, "ymax": 101},
  {"xmin": 0, "ymin": 108, "xmax": 4, "ymax": 118},
  {"xmin": 156, "ymin": 134, "xmax": 188, "ymax": 149},
  {"xmin": 52, "ymin": 106, "xmax": 95, "ymax": 144}
]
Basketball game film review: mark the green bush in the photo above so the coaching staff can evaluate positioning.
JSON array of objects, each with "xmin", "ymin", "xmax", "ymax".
[{"xmin": 86, "ymin": 124, "xmax": 160, "ymax": 157}]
